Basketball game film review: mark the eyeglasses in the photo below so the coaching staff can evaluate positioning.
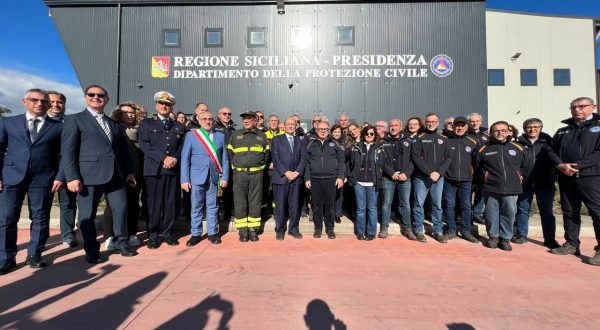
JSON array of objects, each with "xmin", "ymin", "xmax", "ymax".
[
  {"xmin": 316, "ymin": 128, "xmax": 329, "ymax": 132},
  {"xmin": 257, "ymin": 115, "xmax": 264, "ymax": 118},
  {"xmin": 27, "ymin": 97, "xmax": 49, "ymax": 105},
  {"xmin": 570, "ymin": 104, "xmax": 593, "ymax": 111},
  {"xmin": 492, "ymin": 129, "xmax": 508, "ymax": 133},
  {"xmin": 221, "ymin": 112, "xmax": 232, "ymax": 116},
  {"xmin": 86, "ymin": 93, "xmax": 106, "ymax": 98},
  {"xmin": 121, "ymin": 112, "xmax": 136, "ymax": 116},
  {"xmin": 365, "ymin": 132, "xmax": 376, "ymax": 136},
  {"xmin": 200, "ymin": 118, "xmax": 215, "ymax": 121}
]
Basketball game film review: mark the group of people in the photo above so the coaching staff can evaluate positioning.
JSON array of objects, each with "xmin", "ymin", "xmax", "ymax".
[{"xmin": 1, "ymin": 85, "xmax": 599, "ymax": 275}]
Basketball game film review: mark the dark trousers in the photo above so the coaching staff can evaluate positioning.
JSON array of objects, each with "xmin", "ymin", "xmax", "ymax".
[
  {"xmin": 310, "ymin": 177, "xmax": 337, "ymax": 231},
  {"xmin": 558, "ymin": 175, "xmax": 600, "ymax": 248},
  {"xmin": 57, "ymin": 187, "xmax": 78, "ymax": 242},
  {"xmin": 145, "ymin": 175, "xmax": 178, "ymax": 237},
  {"xmin": 0, "ymin": 175, "xmax": 52, "ymax": 260},
  {"xmin": 233, "ymin": 171, "xmax": 263, "ymax": 229},
  {"xmin": 78, "ymin": 172, "xmax": 128, "ymax": 258},
  {"xmin": 442, "ymin": 179, "xmax": 473, "ymax": 235},
  {"xmin": 273, "ymin": 183, "xmax": 301, "ymax": 234},
  {"xmin": 103, "ymin": 182, "xmax": 142, "ymax": 238}
]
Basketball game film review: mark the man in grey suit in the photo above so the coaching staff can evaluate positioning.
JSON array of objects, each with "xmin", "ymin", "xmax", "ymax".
[
  {"xmin": 61, "ymin": 85, "xmax": 137, "ymax": 264},
  {"xmin": 180, "ymin": 111, "xmax": 229, "ymax": 245}
]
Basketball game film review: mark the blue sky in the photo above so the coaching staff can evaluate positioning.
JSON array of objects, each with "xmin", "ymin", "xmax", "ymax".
[{"xmin": 1, "ymin": 0, "xmax": 599, "ymax": 113}]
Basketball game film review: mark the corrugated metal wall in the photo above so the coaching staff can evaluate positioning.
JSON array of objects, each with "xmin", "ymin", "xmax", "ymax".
[
  {"xmin": 52, "ymin": 2, "xmax": 487, "ymax": 123},
  {"xmin": 50, "ymin": 6, "xmax": 120, "ymax": 102}
]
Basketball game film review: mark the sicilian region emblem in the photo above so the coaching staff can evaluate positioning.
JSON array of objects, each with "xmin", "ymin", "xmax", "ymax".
[
  {"xmin": 329, "ymin": 142, "xmax": 335, "ymax": 147},
  {"xmin": 590, "ymin": 126, "xmax": 600, "ymax": 133},
  {"xmin": 437, "ymin": 139, "xmax": 444, "ymax": 144},
  {"xmin": 482, "ymin": 136, "xmax": 488, "ymax": 141},
  {"xmin": 508, "ymin": 150, "xmax": 517, "ymax": 156},
  {"xmin": 404, "ymin": 141, "xmax": 409, "ymax": 147},
  {"xmin": 152, "ymin": 56, "xmax": 170, "ymax": 78},
  {"xmin": 465, "ymin": 146, "xmax": 472, "ymax": 152},
  {"xmin": 430, "ymin": 54, "xmax": 454, "ymax": 78}
]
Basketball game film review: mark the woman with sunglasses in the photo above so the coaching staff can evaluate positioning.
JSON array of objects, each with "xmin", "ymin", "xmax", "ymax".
[{"xmin": 348, "ymin": 126, "xmax": 386, "ymax": 240}]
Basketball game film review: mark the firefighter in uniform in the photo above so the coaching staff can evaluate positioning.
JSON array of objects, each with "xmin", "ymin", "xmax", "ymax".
[{"xmin": 228, "ymin": 111, "xmax": 270, "ymax": 242}]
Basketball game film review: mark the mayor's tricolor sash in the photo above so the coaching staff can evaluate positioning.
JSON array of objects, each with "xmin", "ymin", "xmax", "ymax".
[{"xmin": 191, "ymin": 128, "xmax": 223, "ymax": 174}]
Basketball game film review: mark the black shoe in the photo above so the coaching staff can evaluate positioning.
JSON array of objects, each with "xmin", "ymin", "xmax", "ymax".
[
  {"xmin": 415, "ymin": 232, "xmax": 427, "ymax": 243},
  {"xmin": 239, "ymin": 230, "xmax": 250, "ymax": 242},
  {"xmin": 275, "ymin": 232, "xmax": 285, "ymax": 240},
  {"xmin": 288, "ymin": 232, "xmax": 303, "ymax": 239},
  {"xmin": 85, "ymin": 254, "xmax": 108, "ymax": 264},
  {"xmin": 148, "ymin": 234, "xmax": 161, "ymax": 249},
  {"xmin": 209, "ymin": 235, "xmax": 222, "ymax": 245},
  {"xmin": 249, "ymin": 230, "xmax": 259, "ymax": 242},
  {"xmin": 25, "ymin": 255, "xmax": 47, "ymax": 268},
  {"xmin": 433, "ymin": 233, "xmax": 448, "ymax": 243},
  {"xmin": 484, "ymin": 237, "xmax": 499, "ymax": 249},
  {"xmin": 444, "ymin": 231, "xmax": 456, "ymax": 240},
  {"xmin": 473, "ymin": 216, "xmax": 484, "ymax": 224},
  {"xmin": 511, "ymin": 236, "xmax": 527, "ymax": 244},
  {"xmin": 589, "ymin": 251, "xmax": 600, "ymax": 266},
  {"xmin": 461, "ymin": 232, "xmax": 479, "ymax": 243},
  {"xmin": 543, "ymin": 239, "xmax": 561, "ymax": 249},
  {"xmin": 186, "ymin": 236, "xmax": 202, "ymax": 246},
  {"xmin": 63, "ymin": 239, "xmax": 79, "ymax": 248},
  {"xmin": 117, "ymin": 246, "xmax": 138, "ymax": 257},
  {"xmin": 164, "ymin": 236, "xmax": 179, "ymax": 246},
  {"xmin": 402, "ymin": 229, "xmax": 418, "ymax": 241},
  {"xmin": 0, "ymin": 257, "xmax": 17, "ymax": 275},
  {"xmin": 335, "ymin": 217, "xmax": 341, "ymax": 224},
  {"xmin": 326, "ymin": 230, "xmax": 336, "ymax": 239},
  {"xmin": 356, "ymin": 234, "xmax": 365, "ymax": 241},
  {"xmin": 365, "ymin": 235, "xmax": 375, "ymax": 241},
  {"xmin": 313, "ymin": 230, "xmax": 322, "ymax": 238},
  {"xmin": 551, "ymin": 242, "xmax": 580, "ymax": 255},
  {"xmin": 498, "ymin": 239, "xmax": 512, "ymax": 251}
]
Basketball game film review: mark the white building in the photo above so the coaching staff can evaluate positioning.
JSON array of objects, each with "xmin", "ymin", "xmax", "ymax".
[{"xmin": 486, "ymin": 10, "xmax": 598, "ymax": 134}]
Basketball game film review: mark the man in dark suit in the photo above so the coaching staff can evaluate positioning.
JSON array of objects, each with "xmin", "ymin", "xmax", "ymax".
[
  {"xmin": 61, "ymin": 85, "xmax": 137, "ymax": 264},
  {"xmin": 271, "ymin": 117, "xmax": 306, "ymax": 240},
  {"xmin": 0, "ymin": 89, "xmax": 64, "ymax": 274},
  {"xmin": 48, "ymin": 90, "xmax": 79, "ymax": 248},
  {"xmin": 139, "ymin": 91, "xmax": 185, "ymax": 249}
]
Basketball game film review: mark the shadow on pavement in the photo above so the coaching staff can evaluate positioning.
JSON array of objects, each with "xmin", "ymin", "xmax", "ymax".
[
  {"xmin": 447, "ymin": 323, "xmax": 476, "ymax": 330},
  {"xmin": 156, "ymin": 292, "xmax": 234, "ymax": 330},
  {"xmin": 0, "ymin": 257, "xmax": 121, "ymax": 326},
  {"xmin": 304, "ymin": 299, "xmax": 346, "ymax": 330}
]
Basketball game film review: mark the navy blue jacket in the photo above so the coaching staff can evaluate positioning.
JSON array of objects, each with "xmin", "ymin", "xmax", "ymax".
[
  {"xmin": 304, "ymin": 137, "xmax": 345, "ymax": 181},
  {"xmin": 553, "ymin": 113, "xmax": 600, "ymax": 178},
  {"xmin": 271, "ymin": 134, "xmax": 305, "ymax": 185},
  {"xmin": 445, "ymin": 133, "xmax": 478, "ymax": 182},
  {"xmin": 474, "ymin": 139, "xmax": 528, "ymax": 195},
  {"xmin": 61, "ymin": 109, "xmax": 133, "ymax": 185},
  {"xmin": 517, "ymin": 132, "xmax": 559, "ymax": 189},
  {"xmin": 139, "ymin": 117, "xmax": 185, "ymax": 176},
  {"xmin": 0, "ymin": 114, "xmax": 64, "ymax": 187},
  {"xmin": 411, "ymin": 130, "xmax": 452, "ymax": 176}
]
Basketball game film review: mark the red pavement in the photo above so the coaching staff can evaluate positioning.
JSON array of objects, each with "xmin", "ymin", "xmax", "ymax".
[{"xmin": 1, "ymin": 228, "xmax": 599, "ymax": 329}]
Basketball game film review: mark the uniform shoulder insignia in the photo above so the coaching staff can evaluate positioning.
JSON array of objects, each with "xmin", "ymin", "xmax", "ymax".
[
  {"xmin": 417, "ymin": 133, "xmax": 426, "ymax": 139},
  {"xmin": 437, "ymin": 133, "xmax": 448, "ymax": 139},
  {"xmin": 477, "ymin": 145, "xmax": 488, "ymax": 153},
  {"xmin": 466, "ymin": 136, "xmax": 477, "ymax": 144}
]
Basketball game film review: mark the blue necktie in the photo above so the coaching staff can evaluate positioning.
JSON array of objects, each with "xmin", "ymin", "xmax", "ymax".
[{"xmin": 288, "ymin": 136, "xmax": 294, "ymax": 151}]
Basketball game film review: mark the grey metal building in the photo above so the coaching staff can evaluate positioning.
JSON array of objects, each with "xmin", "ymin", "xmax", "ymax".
[{"xmin": 44, "ymin": 0, "xmax": 487, "ymax": 123}]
